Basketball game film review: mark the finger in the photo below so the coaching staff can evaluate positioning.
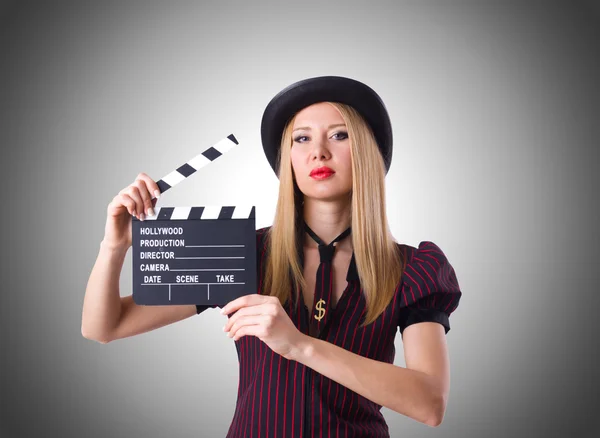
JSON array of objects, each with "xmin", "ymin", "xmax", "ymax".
[
  {"xmin": 135, "ymin": 172, "xmax": 162, "ymax": 200},
  {"xmin": 234, "ymin": 325, "xmax": 267, "ymax": 342},
  {"xmin": 123, "ymin": 186, "xmax": 145, "ymax": 219},
  {"xmin": 110, "ymin": 193, "xmax": 137, "ymax": 217},
  {"xmin": 228, "ymin": 316, "xmax": 265, "ymax": 340},
  {"xmin": 221, "ymin": 294, "xmax": 271, "ymax": 316},
  {"xmin": 223, "ymin": 304, "xmax": 271, "ymax": 332},
  {"xmin": 232, "ymin": 326, "xmax": 251, "ymax": 341},
  {"xmin": 227, "ymin": 314, "xmax": 263, "ymax": 337},
  {"xmin": 117, "ymin": 194, "xmax": 137, "ymax": 217},
  {"xmin": 132, "ymin": 179, "xmax": 154, "ymax": 217}
]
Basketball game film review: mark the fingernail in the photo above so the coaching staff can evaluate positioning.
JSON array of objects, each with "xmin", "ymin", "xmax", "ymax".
[
  {"xmin": 154, "ymin": 190, "xmax": 161, "ymax": 199},
  {"xmin": 140, "ymin": 213, "xmax": 145, "ymax": 221},
  {"xmin": 147, "ymin": 208, "xmax": 155, "ymax": 217},
  {"xmin": 222, "ymin": 325, "xmax": 227, "ymax": 332}
]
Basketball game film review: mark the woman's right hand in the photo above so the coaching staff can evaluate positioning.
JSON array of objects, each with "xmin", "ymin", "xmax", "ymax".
[{"xmin": 104, "ymin": 172, "xmax": 161, "ymax": 249}]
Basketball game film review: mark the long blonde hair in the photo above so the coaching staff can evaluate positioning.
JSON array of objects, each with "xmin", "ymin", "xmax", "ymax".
[{"xmin": 263, "ymin": 102, "xmax": 405, "ymax": 327}]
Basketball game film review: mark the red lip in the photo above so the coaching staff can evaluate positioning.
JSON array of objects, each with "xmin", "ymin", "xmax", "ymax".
[{"xmin": 310, "ymin": 166, "xmax": 335, "ymax": 177}]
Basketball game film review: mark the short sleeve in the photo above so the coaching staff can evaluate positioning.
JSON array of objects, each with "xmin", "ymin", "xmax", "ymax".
[{"xmin": 398, "ymin": 241, "xmax": 462, "ymax": 335}]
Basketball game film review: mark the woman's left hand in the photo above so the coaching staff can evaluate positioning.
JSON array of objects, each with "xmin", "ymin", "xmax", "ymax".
[{"xmin": 221, "ymin": 294, "xmax": 307, "ymax": 361}]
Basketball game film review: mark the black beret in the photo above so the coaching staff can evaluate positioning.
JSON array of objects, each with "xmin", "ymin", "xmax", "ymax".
[{"xmin": 260, "ymin": 76, "xmax": 393, "ymax": 178}]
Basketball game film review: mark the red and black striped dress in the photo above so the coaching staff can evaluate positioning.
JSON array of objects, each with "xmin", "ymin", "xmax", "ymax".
[{"xmin": 196, "ymin": 226, "xmax": 462, "ymax": 437}]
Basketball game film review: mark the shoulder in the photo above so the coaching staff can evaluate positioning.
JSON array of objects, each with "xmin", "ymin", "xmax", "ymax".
[
  {"xmin": 256, "ymin": 226, "xmax": 271, "ymax": 250},
  {"xmin": 392, "ymin": 240, "xmax": 462, "ymax": 335},
  {"xmin": 256, "ymin": 225, "xmax": 271, "ymax": 235},
  {"xmin": 255, "ymin": 225, "xmax": 272, "ymax": 269},
  {"xmin": 402, "ymin": 240, "xmax": 456, "ymax": 272},
  {"xmin": 396, "ymin": 240, "xmax": 462, "ymax": 316}
]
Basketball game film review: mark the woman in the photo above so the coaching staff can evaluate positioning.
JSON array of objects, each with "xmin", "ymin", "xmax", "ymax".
[{"xmin": 82, "ymin": 76, "xmax": 462, "ymax": 437}]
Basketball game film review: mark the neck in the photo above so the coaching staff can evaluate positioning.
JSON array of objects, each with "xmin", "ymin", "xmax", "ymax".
[{"xmin": 302, "ymin": 196, "xmax": 352, "ymax": 251}]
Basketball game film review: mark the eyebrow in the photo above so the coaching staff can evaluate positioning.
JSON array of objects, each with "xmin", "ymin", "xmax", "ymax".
[{"xmin": 292, "ymin": 123, "xmax": 347, "ymax": 132}]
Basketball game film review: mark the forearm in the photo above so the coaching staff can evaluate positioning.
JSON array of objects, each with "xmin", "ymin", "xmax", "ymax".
[
  {"xmin": 81, "ymin": 240, "xmax": 128, "ymax": 343},
  {"xmin": 290, "ymin": 335, "xmax": 444, "ymax": 426}
]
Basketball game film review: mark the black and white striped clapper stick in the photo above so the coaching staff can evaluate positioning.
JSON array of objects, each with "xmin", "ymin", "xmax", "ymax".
[
  {"xmin": 130, "ymin": 134, "xmax": 256, "ymax": 307},
  {"xmin": 152, "ymin": 133, "xmax": 239, "ymax": 199}
]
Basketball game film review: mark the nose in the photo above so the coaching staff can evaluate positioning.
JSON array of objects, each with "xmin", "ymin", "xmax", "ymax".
[{"xmin": 310, "ymin": 135, "xmax": 331, "ymax": 161}]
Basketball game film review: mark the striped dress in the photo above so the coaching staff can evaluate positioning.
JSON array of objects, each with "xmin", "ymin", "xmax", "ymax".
[{"xmin": 196, "ymin": 226, "xmax": 462, "ymax": 437}]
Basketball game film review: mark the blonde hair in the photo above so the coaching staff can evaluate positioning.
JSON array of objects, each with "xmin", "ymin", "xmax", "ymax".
[{"xmin": 263, "ymin": 102, "xmax": 405, "ymax": 327}]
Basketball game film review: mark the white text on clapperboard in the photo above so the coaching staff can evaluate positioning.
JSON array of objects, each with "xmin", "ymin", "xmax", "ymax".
[{"xmin": 139, "ymin": 227, "xmax": 235, "ymax": 284}]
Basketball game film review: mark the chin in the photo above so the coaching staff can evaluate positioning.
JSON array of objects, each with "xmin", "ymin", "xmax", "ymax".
[{"xmin": 305, "ymin": 189, "xmax": 352, "ymax": 203}]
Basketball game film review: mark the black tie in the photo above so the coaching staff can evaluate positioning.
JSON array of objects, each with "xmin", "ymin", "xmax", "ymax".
[{"xmin": 303, "ymin": 221, "xmax": 352, "ymax": 337}]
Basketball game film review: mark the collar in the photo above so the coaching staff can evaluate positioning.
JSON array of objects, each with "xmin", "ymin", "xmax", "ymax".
[
  {"xmin": 346, "ymin": 252, "xmax": 359, "ymax": 282},
  {"xmin": 298, "ymin": 220, "xmax": 358, "ymax": 282},
  {"xmin": 297, "ymin": 241, "xmax": 359, "ymax": 282}
]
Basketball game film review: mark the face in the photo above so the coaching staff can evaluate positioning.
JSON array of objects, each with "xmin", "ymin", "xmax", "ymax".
[{"xmin": 290, "ymin": 102, "xmax": 353, "ymax": 202}]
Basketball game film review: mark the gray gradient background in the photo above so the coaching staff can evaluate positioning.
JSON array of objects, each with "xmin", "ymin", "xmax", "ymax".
[{"xmin": 1, "ymin": 0, "xmax": 599, "ymax": 437}]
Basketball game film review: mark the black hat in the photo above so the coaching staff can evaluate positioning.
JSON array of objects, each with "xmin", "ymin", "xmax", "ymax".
[{"xmin": 260, "ymin": 75, "xmax": 393, "ymax": 178}]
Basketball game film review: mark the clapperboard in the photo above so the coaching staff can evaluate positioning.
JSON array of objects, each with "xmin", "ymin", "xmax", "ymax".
[{"xmin": 131, "ymin": 134, "xmax": 256, "ymax": 306}]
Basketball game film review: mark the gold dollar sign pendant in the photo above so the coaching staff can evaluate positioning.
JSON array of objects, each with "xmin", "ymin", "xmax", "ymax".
[{"xmin": 314, "ymin": 299, "xmax": 326, "ymax": 321}]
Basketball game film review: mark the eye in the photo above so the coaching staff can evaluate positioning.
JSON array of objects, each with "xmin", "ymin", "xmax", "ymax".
[
  {"xmin": 332, "ymin": 131, "xmax": 348, "ymax": 140},
  {"xmin": 293, "ymin": 132, "xmax": 348, "ymax": 143},
  {"xmin": 293, "ymin": 135, "xmax": 308, "ymax": 143}
]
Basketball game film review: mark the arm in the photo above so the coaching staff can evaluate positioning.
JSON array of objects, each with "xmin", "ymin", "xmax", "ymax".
[
  {"xmin": 81, "ymin": 239, "xmax": 197, "ymax": 344},
  {"xmin": 288, "ymin": 321, "xmax": 450, "ymax": 427}
]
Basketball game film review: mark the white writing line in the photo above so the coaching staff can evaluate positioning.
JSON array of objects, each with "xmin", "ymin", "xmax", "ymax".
[
  {"xmin": 142, "ymin": 282, "xmax": 246, "ymax": 285},
  {"xmin": 169, "ymin": 268, "xmax": 245, "ymax": 271},
  {"xmin": 176, "ymin": 256, "xmax": 245, "ymax": 259},
  {"xmin": 186, "ymin": 244, "xmax": 245, "ymax": 248}
]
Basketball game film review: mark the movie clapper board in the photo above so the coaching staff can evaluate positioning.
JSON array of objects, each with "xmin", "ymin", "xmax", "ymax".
[{"xmin": 131, "ymin": 134, "xmax": 257, "ymax": 306}]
